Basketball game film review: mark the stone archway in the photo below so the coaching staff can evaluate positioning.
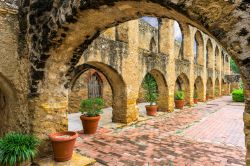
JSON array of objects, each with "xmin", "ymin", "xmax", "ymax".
[
  {"xmin": 69, "ymin": 61, "xmax": 128, "ymax": 123},
  {"xmin": 207, "ymin": 77, "xmax": 213, "ymax": 99},
  {"xmin": 20, "ymin": 1, "xmax": 250, "ymax": 161},
  {"xmin": 194, "ymin": 76, "xmax": 205, "ymax": 102},
  {"xmin": 206, "ymin": 39, "xmax": 213, "ymax": 69},
  {"xmin": 175, "ymin": 73, "xmax": 190, "ymax": 104},
  {"xmin": 194, "ymin": 30, "xmax": 204, "ymax": 65},
  {"xmin": 215, "ymin": 78, "xmax": 220, "ymax": 97}
]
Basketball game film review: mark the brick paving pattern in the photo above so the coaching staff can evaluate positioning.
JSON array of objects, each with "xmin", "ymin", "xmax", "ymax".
[{"xmin": 75, "ymin": 96, "xmax": 246, "ymax": 166}]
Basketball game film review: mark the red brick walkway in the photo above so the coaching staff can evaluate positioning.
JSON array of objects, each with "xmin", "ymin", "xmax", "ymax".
[{"xmin": 75, "ymin": 96, "xmax": 246, "ymax": 166}]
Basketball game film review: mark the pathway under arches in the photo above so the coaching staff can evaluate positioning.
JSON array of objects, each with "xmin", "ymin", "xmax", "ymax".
[{"xmin": 206, "ymin": 77, "xmax": 213, "ymax": 99}]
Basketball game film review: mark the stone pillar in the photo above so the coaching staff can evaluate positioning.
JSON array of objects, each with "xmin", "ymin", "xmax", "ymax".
[
  {"xmin": 117, "ymin": 19, "xmax": 140, "ymax": 123},
  {"xmin": 201, "ymin": 34, "xmax": 207, "ymax": 102},
  {"xmin": 218, "ymin": 48, "xmax": 222, "ymax": 96},
  {"xmin": 211, "ymin": 45, "xmax": 216, "ymax": 99},
  {"xmin": 183, "ymin": 25, "xmax": 195, "ymax": 106},
  {"xmin": 159, "ymin": 18, "xmax": 175, "ymax": 112}
]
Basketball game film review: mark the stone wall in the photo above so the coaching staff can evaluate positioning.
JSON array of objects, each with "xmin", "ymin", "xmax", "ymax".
[{"xmin": 0, "ymin": 6, "xmax": 29, "ymax": 136}]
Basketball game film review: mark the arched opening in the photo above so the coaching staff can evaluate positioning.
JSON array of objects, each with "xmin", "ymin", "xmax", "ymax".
[
  {"xmin": 194, "ymin": 76, "xmax": 205, "ymax": 102},
  {"xmin": 138, "ymin": 69, "xmax": 168, "ymax": 113},
  {"xmin": 175, "ymin": 73, "xmax": 190, "ymax": 104},
  {"xmin": 206, "ymin": 77, "xmax": 213, "ymax": 99},
  {"xmin": 25, "ymin": 1, "xmax": 248, "ymax": 162},
  {"xmin": 174, "ymin": 21, "xmax": 183, "ymax": 60},
  {"xmin": 68, "ymin": 61, "xmax": 128, "ymax": 130},
  {"xmin": 215, "ymin": 46, "xmax": 220, "ymax": 71},
  {"xmin": 194, "ymin": 31, "xmax": 204, "ymax": 65},
  {"xmin": 206, "ymin": 39, "xmax": 213, "ymax": 69},
  {"xmin": 215, "ymin": 78, "xmax": 220, "ymax": 97},
  {"xmin": 222, "ymin": 79, "xmax": 230, "ymax": 95}
]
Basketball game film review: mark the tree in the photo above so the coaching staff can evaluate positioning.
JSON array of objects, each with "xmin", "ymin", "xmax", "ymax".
[{"xmin": 230, "ymin": 59, "xmax": 240, "ymax": 74}]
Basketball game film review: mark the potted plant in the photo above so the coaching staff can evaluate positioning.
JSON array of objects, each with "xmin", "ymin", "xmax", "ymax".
[
  {"xmin": 143, "ymin": 74, "xmax": 158, "ymax": 116},
  {"xmin": 49, "ymin": 131, "xmax": 78, "ymax": 162},
  {"xmin": 79, "ymin": 97, "xmax": 104, "ymax": 134},
  {"xmin": 193, "ymin": 91, "xmax": 198, "ymax": 104},
  {"xmin": 0, "ymin": 132, "xmax": 40, "ymax": 166},
  {"xmin": 175, "ymin": 90, "xmax": 185, "ymax": 109}
]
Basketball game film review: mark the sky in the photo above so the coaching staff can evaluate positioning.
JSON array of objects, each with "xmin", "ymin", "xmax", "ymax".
[
  {"xmin": 142, "ymin": 16, "xmax": 197, "ymax": 55},
  {"xmin": 141, "ymin": 17, "xmax": 183, "ymax": 42}
]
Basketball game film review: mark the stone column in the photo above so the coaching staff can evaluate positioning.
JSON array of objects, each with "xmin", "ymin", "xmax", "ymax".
[
  {"xmin": 183, "ymin": 25, "xmax": 195, "ymax": 106},
  {"xmin": 218, "ymin": 48, "xmax": 222, "ymax": 96},
  {"xmin": 201, "ymin": 34, "xmax": 207, "ymax": 102},
  {"xmin": 211, "ymin": 44, "xmax": 216, "ymax": 99},
  {"xmin": 117, "ymin": 19, "xmax": 140, "ymax": 123},
  {"xmin": 159, "ymin": 18, "xmax": 175, "ymax": 112}
]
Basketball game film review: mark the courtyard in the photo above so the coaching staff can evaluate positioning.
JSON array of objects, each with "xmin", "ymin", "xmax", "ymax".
[{"xmin": 71, "ymin": 96, "xmax": 245, "ymax": 165}]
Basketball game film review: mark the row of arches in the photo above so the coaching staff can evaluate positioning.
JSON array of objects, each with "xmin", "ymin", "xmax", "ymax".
[
  {"xmin": 134, "ymin": 17, "xmax": 230, "ymax": 71},
  {"xmin": 69, "ymin": 61, "xmax": 231, "ymax": 123}
]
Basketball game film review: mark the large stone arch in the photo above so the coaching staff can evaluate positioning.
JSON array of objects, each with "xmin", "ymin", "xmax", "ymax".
[
  {"xmin": 19, "ymin": 0, "xmax": 250, "ymax": 161},
  {"xmin": 175, "ymin": 73, "xmax": 190, "ymax": 104},
  {"xmin": 194, "ymin": 76, "xmax": 205, "ymax": 102},
  {"xmin": 206, "ymin": 77, "xmax": 213, "ymax": 99},
  {"xmin": 69, "ymin": 61, "xmax": 127, "ymax": 123},
  {"xmin": 0, "ymin": 73, "xmax": 18, "ymax": 136}
]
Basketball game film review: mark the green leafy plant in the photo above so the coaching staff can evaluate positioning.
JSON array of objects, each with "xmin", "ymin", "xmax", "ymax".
[
  {"xmin": 193, "ymin": 91, "xmax": 198, "ymax": 99},
  {"xmin": 0, "ymin": 132, "xmax": 40, "ymax": 166},
  {"xmin": 215, "ymin": 89, "xmax": 219, "ymax": 96},
  {"xmin": 175, "ymin": 90, "xmax": 184, "ymax": 100},
  {"xmin": 232, "ymin": 89, "xmax": 244, "ymax": 102},
  {"xmin": 142, "ymin": 74, "xmax": 158, "ymax": 105},
  {"xmin": 79, "ymin": 98, "xmax": 105, "ymax": 117}
]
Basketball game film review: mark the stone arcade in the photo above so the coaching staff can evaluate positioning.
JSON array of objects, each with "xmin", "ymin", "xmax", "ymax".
[{"xmin": 0, "ymin": 0, "xmax": 249, "ymax": 163}]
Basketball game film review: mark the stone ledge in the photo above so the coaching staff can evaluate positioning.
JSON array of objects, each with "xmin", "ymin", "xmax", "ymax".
[{"xmin": 38, "ymin": 152, "xmax": 96, "ymax": 166}]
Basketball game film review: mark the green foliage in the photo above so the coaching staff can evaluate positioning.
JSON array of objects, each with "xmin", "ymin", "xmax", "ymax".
[
  {"xmin": 142, "ymin": 74, "xmax": 158, "ymax": 105},
  {"xmin": 175, "ymin": 91, "xmax": 185, "ymax": 100},
  {"xmin": 232, "ymin": 89, "xmax": 244, "ymax": 102},
  {"xmin": 230, "ymin": 59, "xmax": 240, "ymax": 74},
  {"xmin": 215, "ymin": 88, "xmax": 219, "ymax": 96},
  {"xmin": 193, "ymin": 91, "xmax": 198, "ymax": 99},
  {"xmin": 79, "ymin": 98, "xmax": 104, "ymax": 117},
  {"xmin": 0, "ymin": 133, "xmax": 40, "ymax": 166}
]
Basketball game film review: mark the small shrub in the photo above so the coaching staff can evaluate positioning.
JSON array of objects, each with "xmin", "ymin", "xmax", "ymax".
[
  {"xmin": 175, "ymin": 91, "xmax": 185, "ymax": 100},
  {"xmin": 79, "ymin": 98, "xmax": 105, "ymax": 117},
  {"xmin": 0, "ymin": 132, "xmax": 40, "ymax": 166},
  {"xmin": 232, "ymin": 89, "xmax": 244, "ymax": 102}
]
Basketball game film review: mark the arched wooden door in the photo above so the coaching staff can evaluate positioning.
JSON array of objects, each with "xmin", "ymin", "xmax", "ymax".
[{"xmin": 88, "ymin": 73, "xmax": 102, "ymax": 98}]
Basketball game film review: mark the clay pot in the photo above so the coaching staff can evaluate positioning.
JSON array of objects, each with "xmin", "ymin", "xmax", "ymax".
[
  {"xmin": 49, "ymin": 131, "xmax": 78, "ymax": 162},
  {"xmin": 175, "ymin": 100, "xmax": 185, "ymax": 109},
  {"xmin": 80, "ymin": 115, "xmax": 100, "ymax": 134},
  {"xmin": 145, "ymin": 105, "xmax": 158, "ymax": 116},
  {"xmin": 194, "ymin": 98, "xmax": 198, "ymax": 104}
]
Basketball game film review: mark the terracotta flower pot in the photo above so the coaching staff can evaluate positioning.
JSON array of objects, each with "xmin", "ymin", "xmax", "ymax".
[
  {"xmin": 145, "ymin": 105, "xmax": 158, "ymax": 116},
  {"xmin": 194, "ymin": 98, "xmax": 198, "ymax": 104},
  {"xmin": 175, "ymin": 100, "xmax": 185, "ymax": 109},
  {"xmin": 49, "ymin": 131, "xmax": 78, "ymax": 162},
  {"xmin": 80, "ymin": 115, "xmax": 100, "ymax": 134}
]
